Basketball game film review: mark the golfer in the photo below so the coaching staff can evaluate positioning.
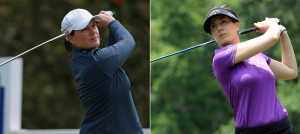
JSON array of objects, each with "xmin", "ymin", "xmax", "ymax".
[
  {"xmin": 61, "ymin": 9, "xmax": 143, "ymax": 134},
  {"xmin": 204, "ymin": 5, "xmax": 298, "ymax": 134}
]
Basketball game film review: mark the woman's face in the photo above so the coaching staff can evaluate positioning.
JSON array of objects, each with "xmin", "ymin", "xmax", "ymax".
[
  {"xmin": 68, "ymin": 19, "xmax": 100, "ymax": 49},
  {"xmin": 210, "ymin": 15, "xmax": 240, "ymax": 47}
]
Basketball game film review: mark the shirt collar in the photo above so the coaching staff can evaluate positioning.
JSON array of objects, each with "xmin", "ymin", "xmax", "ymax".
[{"xmin": 72, "ymin": 46, "xmax": 94, "ymax": 54}]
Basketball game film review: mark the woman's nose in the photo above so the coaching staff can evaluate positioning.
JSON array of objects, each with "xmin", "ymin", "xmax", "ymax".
[{"xmin": 217, "ymin": 25, "xmax": 223, "ymax": 32}]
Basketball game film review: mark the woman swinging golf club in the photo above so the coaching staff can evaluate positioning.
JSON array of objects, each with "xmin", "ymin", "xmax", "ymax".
[
  {"xmin": 61, "ymin": 9, "xmax": 143, "ymax": 134},
  {"xmin": 204, "ymin": 5, "xmax": 298, "ymax": 134}
]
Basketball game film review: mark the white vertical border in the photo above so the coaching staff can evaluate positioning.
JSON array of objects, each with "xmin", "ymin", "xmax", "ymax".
[{"xmin": 0, "ymin": 57, "xmax": 23, "ymax": 134}]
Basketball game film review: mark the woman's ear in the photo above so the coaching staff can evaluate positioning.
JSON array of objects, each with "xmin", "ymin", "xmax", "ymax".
[
  {"xmin": 67, "ymin": 35, "xmax": 75, "ymax": 45},
  {"xmin": 235, "ymin": 22, "xmax": 240, "ymax": 33}
]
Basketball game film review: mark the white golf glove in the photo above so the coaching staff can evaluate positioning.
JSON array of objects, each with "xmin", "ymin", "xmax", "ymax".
[
  {"xmin": 266, "ymin": 17, "xmax": 280, "ymax": 24},
  {"xmin": 279, "ymin": 25, "xmax": 286, "ymax": 34},
  {"xmin": 266, "ymin": 17, "xmax": 286, "ymax": 34}
]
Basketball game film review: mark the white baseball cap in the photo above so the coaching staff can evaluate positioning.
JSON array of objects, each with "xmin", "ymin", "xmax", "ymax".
[{"xmin": 61, "ymin": 9, "xmax": 101, "ymax": 34}]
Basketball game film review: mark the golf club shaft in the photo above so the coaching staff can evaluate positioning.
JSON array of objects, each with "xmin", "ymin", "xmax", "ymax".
[
  {"xmin": 0, "ymin": 34, "xmax": 65, "ymax": 67},
  {"xmin": 150, "ymin": 26, "xmax": 258, "ymax": 62},
  {"xmin": 151, "ymin": 40, "xmax": 216, "ymax": 62}
]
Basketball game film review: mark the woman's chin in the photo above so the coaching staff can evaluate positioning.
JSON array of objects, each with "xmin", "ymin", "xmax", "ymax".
[
  {"xmin": 91, "ymin": 42, "xmax": 100, "ymax": 48},
  {"xmin": 220, "ymin": 40, "xmax": 235, "ymax": 47}
]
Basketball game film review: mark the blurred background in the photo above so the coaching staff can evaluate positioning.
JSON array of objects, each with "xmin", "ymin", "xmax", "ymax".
[
  {"xmin": 0, "ymin": 0, "xmax": 149, "ymax": 129},
  {"xmin": 151, "ymin": 0, "xmax": 300, "ymax": 133}
]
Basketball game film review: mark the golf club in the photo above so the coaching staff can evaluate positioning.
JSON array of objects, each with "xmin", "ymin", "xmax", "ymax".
[
  {"xmin": 0, "ymin": 34, "xmax": 66, "ymax": 67},
  {"xmin": 0, "ymin": 11, "xmax": 116, "ymax": 67},
  {"xmin": 150, "ymin": 26, "xmax": 258, "ymax": 63}
]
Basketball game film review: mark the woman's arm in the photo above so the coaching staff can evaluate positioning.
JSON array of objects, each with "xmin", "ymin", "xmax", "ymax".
[
  {"xmin": 93, "ymin": 11, "xmax": 135, "ymax": 73},
  {"xmin": 93, "ymin": 20, "xmax": 135, "ymax": 73},
  {"xmin": 269, "ymin": 31, "xmax": 298, "ymax": 80},
  {"xmin": 234, "ymin": 18, "xmax": 280, "ymax": 64}
]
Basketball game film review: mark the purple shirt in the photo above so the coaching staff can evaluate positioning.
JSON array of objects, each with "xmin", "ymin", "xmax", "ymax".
[{"xmin": 213, "ymin": 44, "xmax": 288, "ymax": 127}]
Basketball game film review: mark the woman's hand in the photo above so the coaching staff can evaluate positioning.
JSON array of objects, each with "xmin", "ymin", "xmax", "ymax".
[
  {"xmin": 254, "ymin": 17, "xmax": 279, "ymax": 34},
  {"xmin": 95, "ymin": 11, "xmax": 116, "ymax": 28},
  {"xmin": 234, "ymin": 17, "xmax": 280, "ymax": 64}
]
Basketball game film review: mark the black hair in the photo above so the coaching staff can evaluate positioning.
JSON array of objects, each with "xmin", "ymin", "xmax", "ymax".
[{"xmin": 64, "ymin": 31, "xmax": 74, "ymax": 56}]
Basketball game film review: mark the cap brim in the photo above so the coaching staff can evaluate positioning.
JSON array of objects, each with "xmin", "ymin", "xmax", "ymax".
[
  {"xmin": 203, "ymin": 8, "xmax": 239, "ymax": 33},
  {"xmin": 204, "ymin": 16, "xmax": 214, "ymax": 33},
  {"xmin": 93, "ymin": 15, "xmax": 102, "ymax": 22}
]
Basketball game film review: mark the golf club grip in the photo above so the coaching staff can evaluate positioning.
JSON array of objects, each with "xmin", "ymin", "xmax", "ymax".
[
  {"xmin": 239, "ymin": 21, "xmax": 281, "ymax": 35},
  {"xmin": 239, "ymin": 27, "xmax": 258, "ymax": 35}
]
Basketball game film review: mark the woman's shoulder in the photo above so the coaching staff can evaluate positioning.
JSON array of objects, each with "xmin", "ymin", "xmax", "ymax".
[
  {"xmin": 214, "ymin": 44, "xmax": 236, "ymax": 55},
  {"xmin": 213, "ymin": 44, "xmax": 238, "ymax": 62},
  {"xmin": 213, "ymin": 44, "xmax": 238, "ymax": 71}
]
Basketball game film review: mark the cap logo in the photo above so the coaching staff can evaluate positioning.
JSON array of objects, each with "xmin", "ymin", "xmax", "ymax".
[
  {"xmin": 227, "ymin": 13, "xmax": 236, "ymax": 19},
  {"xmin": 210, "ymin": 10, "xmax": 220, "ymax": 16}
]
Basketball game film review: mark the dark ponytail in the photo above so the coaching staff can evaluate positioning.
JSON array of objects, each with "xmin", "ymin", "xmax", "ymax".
[{"xmin": 64, "ymin": 31, "xmax": 74, "ymax": 56}]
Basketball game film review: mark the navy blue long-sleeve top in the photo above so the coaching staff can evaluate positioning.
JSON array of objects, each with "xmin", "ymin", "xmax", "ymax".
[{"xmin": 70, "ymin": 20, "xmax": 143, "ymax": 134}]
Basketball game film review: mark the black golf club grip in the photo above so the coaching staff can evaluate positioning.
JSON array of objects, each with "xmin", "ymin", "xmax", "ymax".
[
  {"xmin": 239, "ymin": 27, "xmax": 258, "ymax": 35},
  {"xmin": 239, "ymin": 20, "xmax": 281, "ymax": 35}
]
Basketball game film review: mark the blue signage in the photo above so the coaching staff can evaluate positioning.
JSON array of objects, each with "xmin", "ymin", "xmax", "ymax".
[{"xmin": 0, "ymin": 76, "xmax": 3, "ymax": 134}]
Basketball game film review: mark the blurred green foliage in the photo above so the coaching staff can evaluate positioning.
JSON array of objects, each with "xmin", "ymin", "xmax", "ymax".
[
  {"xmin": 151, "ymin": 0, "xmax": 300, "ymax": 133},
  {"xmin": 0, "ymin": 0, "xmax": 149, "ymax": 129}
]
